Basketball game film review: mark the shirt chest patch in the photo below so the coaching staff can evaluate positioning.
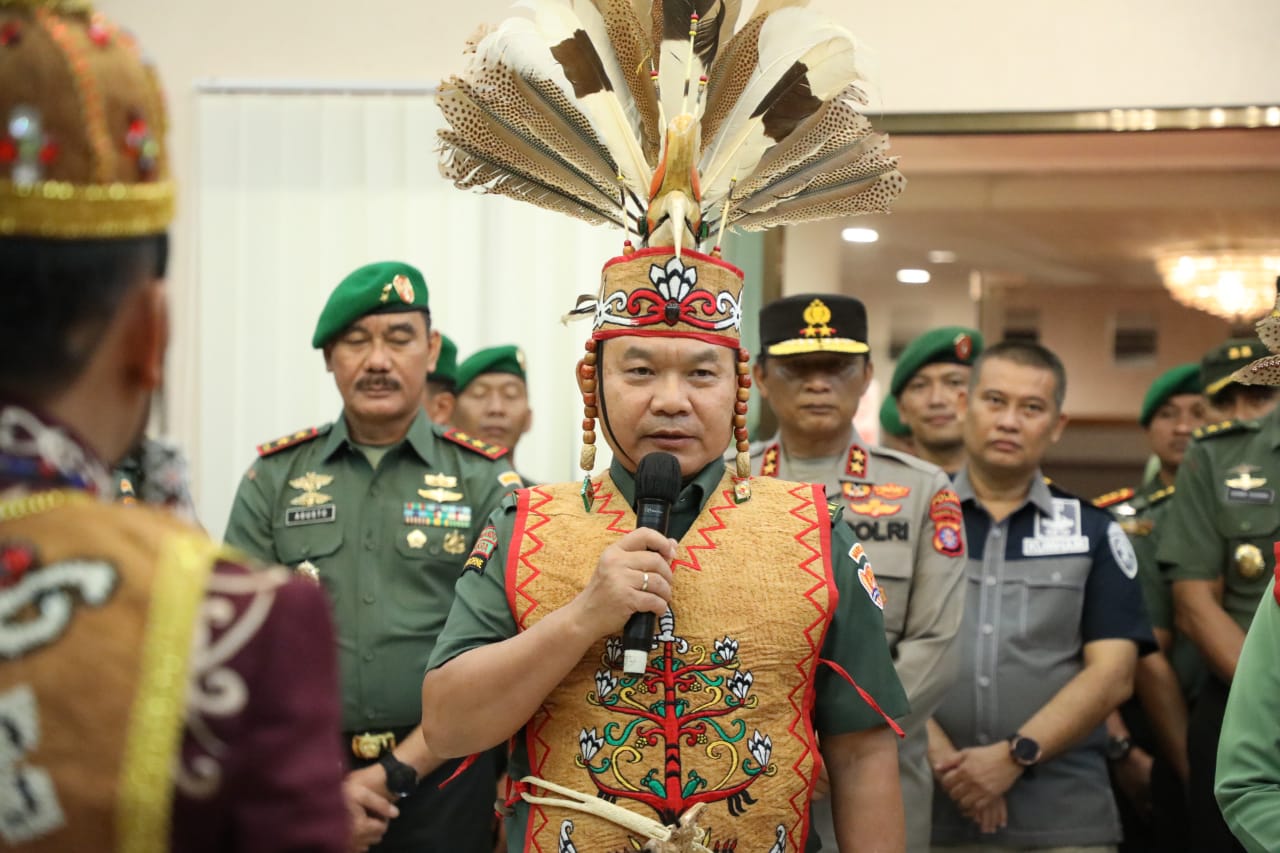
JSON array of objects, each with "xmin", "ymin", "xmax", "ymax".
[
  {"xmin": 1023, "ymin": 498, "xmax": 1089, "ymax": 556},
  {"xmin": 403, "ymin": 501, "xmax": 472, "ymax": 528},
  {"xmin": 285, "ymin": 504, "xmax": 337, "ymax": 526},
  {"xmin": 1224, "ymin": 465, "xmax": 1274, "ymax": 505}
]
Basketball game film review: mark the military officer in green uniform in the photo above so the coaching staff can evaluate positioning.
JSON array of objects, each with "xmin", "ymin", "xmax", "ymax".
[
  {"xmin": 225, "ymin": 261, "xmax": 521, "ymax": 853},
  {"xmin": 422, "ymin": 248, "xmax": 909, "ymax": 852},
  {"xmin": 1095, "ymin": 363, "xmax": 1205, "ymax": 852},
  {"xmin": 1202, "ymin": 337, "xmax": 1280, "ymax": 422},
  {"xmin": 1216, "ymin": 569, "xmax": 1280, "ymax": 853},
  {"xmin": 452, "ymin": 345, "xmax": 535, "ymax": 485},
  {"xmin": 891, "ymin": 327, "xmax": 984, "ymax": 476},
  {"xmin": 748, "ymin": 295, "xmax": 966, "ymax": 853},
  {"xmin": 1158, "ymin": 336, "xmax": 1280, "ymax": 853},
  {"xmin": 424, "ymin": 333, "xmax": 459, "ymax": 425}
]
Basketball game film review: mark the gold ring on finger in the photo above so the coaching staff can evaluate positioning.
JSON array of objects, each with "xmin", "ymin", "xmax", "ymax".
[{"xmin": 641, "ymin": 572, "xmax": 649, "ymax": 592}]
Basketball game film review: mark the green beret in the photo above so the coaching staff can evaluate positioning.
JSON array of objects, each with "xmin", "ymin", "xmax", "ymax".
[
  {"xmin": 1139, "ymin": 363, "xmax": 1202, "ymax": 426},
  {"xmin": 890, "ymin": 327, "xmax": 984, "ymax": 397},
  {"xmin": 311, "ymin": 261, "xmax": 430, "ymax": 348},
  {"xmin": 1201, "ymin": 337, "xmax": 1266, "ymax": 396},
  {"xmin": 879, "ymin": 393, "xmax": 910, "ymax": 438},
  {"xmin": 457, "ymin": 345, "xmax": 527, "ymax": 391},
  {"xmin": 429, "ymin": 335, "xmax": 459, "ymax": 388}
]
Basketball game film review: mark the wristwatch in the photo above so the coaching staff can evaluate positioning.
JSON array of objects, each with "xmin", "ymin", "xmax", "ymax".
[
  {"xmin": 1106, "ymin": 734, "xmax": 1133, "ymax": 762},
  {"xmin": 1008, "ymin": 733, "xmax": 1042, "ymax": 768},
  {"xmin": 378, "ymin": 751, "xmax": 418, "ymax": 800}
]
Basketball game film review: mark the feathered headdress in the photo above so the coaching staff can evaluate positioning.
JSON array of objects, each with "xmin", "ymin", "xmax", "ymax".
[
  {"xmin": 1230, "ymin": 277, "xmax": 1280, "ymax": 386},
  {"xmin": 437, "ymin": 0, "xmax": 905, "ymax": 491}
]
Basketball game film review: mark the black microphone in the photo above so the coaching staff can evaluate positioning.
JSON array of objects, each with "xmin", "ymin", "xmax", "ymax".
[{"xmin": 622, "ymin": 452, "xmax": 681, "ymax": 675}]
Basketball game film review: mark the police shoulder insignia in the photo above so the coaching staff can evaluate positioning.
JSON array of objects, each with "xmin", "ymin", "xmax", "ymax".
[
  {"xmin": 257, "ymin": 426, "xmax": 323, "ymax": 457},
  {"xmin": 443, "ymin": 429, "xmax": 510, "ymax": 460},
  {"xmin": 1092, "ymin": 487, "xmax": 1136, "ymax": 509}
]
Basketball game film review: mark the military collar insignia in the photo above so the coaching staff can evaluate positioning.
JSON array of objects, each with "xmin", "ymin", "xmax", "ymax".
[
  {"xmin": 800, "ymin": 298, "xmax": 836, "ymax": 339},
  {"xmin": 846, "ymin": 444, "xmax": 867, "ymax": 479},
  {"xmin": 289, "ymin": 471, "xmax": 333, "ymax": 507},
  {"xmin": 380, "ymin": 274, "xmax": 415, "ymax": 304},
  {"xmin": 257, "ymin": 426, "xmax": 321, "ymax": 457},
  {"xmin": 1225, "ymin": 464, "xmax": 1268, "ymax": 491},
  {"xmin": 760, "ymin": 443, "xmax": 780, "ymax": 478}
]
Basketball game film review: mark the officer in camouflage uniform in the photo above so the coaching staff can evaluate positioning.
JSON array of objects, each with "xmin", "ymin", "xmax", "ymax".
[
  {"xmin": 748, "ymin": 296, "xmax": 966, "ymax": 853},
  {"xmin": 1158, "ymin": 336, "xmax": 1280, "ymax": 853},
  {"xmin": 225, "ymin": 261, "xmax": 521, "ymax": 853},
  {"xmin": 1095, "ymin": 363, "xmax": 1206, "ymax": 853}
]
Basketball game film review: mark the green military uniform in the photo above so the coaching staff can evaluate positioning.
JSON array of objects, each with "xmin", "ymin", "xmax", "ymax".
[
  {"xmin": 428, "ymin": 458, "xmax": 908, "ymax": 853},
  {"xmin": 1157, "ymin": 405, "xmax": 1280, "ymax": 853},
  {"xmin": 225, "ymin": 412, "xmax": 518, "ymax": 731},
  {"xmin": 226, "ymin": 259, "xmax": 522, "ymax": 853},
  {"xmin": 1158, "ymin": 409, "xmax": 1280, "ymax": 631},
  {"xmin": 1216, "ymin": 572, "xmax": 1280, "ymax": 853},
  {"xmin": 455, "ymin": 344, "xmax": 536, "ymax": 486}
]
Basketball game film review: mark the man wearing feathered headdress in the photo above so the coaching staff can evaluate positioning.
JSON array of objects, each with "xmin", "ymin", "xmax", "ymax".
[
  {"xmin": 0, "ymin": 1, "xmax": 347, "ymax": 849},
  {"xmin": 422, "ymin": 1, "xmax": 912, "ymax": 850}
]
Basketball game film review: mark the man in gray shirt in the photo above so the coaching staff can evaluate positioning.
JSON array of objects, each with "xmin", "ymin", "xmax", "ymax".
[{"xmin": 928, "ymin": 341, "xmax": 1155, "ymax": 852}]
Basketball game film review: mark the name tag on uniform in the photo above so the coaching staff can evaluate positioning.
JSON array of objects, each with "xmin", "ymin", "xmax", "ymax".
[
  {"xmin": 1023, "ymin": 498, "xmax": 1089, "ymax": 556},
  {"xmin": 1224, "ymin": 486, "xmax": 1275, "ymax": 505},
  {"xmin": 285, "ymin": 505, "xmax": 337, "ymax": 526}
]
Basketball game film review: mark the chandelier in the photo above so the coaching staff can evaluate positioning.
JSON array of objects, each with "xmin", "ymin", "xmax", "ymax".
[{"xmin": 1155, "ymin": 247, "xmax": 1280, "ymax": 322}]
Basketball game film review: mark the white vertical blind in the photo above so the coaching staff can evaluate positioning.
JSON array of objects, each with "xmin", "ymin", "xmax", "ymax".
[{"xmin": 189, "ymin": 90, "xmax": 619, "ymax": 540}]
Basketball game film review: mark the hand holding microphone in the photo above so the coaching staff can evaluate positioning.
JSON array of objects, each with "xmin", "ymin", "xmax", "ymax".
[{"xmin": 622, "ymin": 452, "xmax": 682, "ymax": 675}]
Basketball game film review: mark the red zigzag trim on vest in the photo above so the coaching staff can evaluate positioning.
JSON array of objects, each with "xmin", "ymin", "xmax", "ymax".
[
  {"xmin": 669, "ymin": 485, "xmax": 737, "ymax": 573},
  {"xmin": 785, "ymin": 483, "xmax": 835, "ymax": 851}
]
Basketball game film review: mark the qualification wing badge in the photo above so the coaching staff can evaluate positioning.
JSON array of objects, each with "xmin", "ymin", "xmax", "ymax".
[{"xmin": 289, "ymin": 472, "xmax": 334, "ymax": 507}]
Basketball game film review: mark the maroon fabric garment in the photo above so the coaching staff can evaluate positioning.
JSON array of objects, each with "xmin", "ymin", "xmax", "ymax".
[{"xmin": 171, "ymin": 559, "xmax": 348, "ymax": 853}]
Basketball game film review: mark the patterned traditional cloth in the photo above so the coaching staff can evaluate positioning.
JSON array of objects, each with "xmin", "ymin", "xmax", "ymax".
[{"xmin": 0, "ymin": 402, "xmax": 347, "ymax": 851}]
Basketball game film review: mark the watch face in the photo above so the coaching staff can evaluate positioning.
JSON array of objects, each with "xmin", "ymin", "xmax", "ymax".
[{"xmin": 1012, "ymin": 736, "xmax": 1041, "ymax": 766}]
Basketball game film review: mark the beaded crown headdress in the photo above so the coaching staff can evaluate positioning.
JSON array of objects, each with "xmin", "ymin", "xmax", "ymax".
[{"xmin": 0, "ymin": 0, "xmax": 173, "ymax": 238}]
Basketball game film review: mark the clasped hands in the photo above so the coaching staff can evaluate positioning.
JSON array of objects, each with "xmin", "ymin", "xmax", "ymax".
[{"xmin": 933, "ymin": 742, "xmax": 1024, "ymax": 834}]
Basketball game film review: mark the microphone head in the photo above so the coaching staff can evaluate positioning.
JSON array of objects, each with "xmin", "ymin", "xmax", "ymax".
[{"xmin": 635, "ymin": 452, "xmax": 682, "ymax": 505}]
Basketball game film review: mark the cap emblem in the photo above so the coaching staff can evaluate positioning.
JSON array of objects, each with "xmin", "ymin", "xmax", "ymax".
[
  {"xmin": 800, "ymin": 298, "xmax": 836, "ymax": 339},
  {"xmin": 954, "ymin": 333, "xmax": 973, "ymax": 361}
]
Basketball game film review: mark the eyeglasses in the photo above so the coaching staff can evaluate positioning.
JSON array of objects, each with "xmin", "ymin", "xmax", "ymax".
[{"xmin": 770, "ymin": 355, "xmax": 864, "ymax": 383}]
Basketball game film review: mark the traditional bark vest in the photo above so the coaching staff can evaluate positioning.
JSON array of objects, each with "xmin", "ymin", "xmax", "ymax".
[
  {"xmin": 0, "ymin": 491, "xmax": 215, "ymax": 852},
  {"xmin": 507, "ymin": 470, "xmax": 837, "ymax": 853}
]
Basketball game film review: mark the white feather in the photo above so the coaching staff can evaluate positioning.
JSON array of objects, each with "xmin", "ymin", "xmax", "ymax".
[
  {"xmin": 698, "ymin": 6, "xmax": 858, "ymax": 202},
  {"xmin": 518, "ymin": 0, "xmax": 653, "ymax": 195}
]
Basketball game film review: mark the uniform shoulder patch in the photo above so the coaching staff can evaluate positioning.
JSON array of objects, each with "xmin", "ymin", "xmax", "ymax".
[
  {"xmin": 1092, "ymin": 487, "xmax": 1135, "ymax": 509},
  {"xmin": 442, "ymin": 429, "xmax": 510, "ymax": 460},
  {"xmin": 1147, "ymin": 485, "xmax": 1175, "ymax": 506},
  {"xmin": 1193, "ymin": 419, "xmax": 1255, "ymax": 440},
  {"xmin": 256, "ymin": 425, "xmax": 326, "ymax": 457}
]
